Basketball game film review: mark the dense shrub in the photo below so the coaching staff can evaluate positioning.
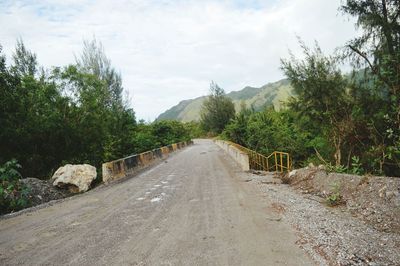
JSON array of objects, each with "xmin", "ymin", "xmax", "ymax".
[{"xmin": 0, "ymin": 160, "xmax": 30, "ymax": 214}]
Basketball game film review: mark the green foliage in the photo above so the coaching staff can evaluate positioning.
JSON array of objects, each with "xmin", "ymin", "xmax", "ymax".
[
  {"xmin": 76, "ymin": 38, "xmax": 123, "ymax": 107},
  {"xmin": 220, "ymin": 1, "xmax": 400, "ymax": 176},
  {"xmin": 0, "ymin": 39, "xmax": 191, "ymax": 182},
  {"xmin": 315, "ymin": 157, "xmax": 364, "ymax": 176},
  {"xmin": 11, "ymin": 38, "xmax": 38, "ymax": 77},
  {"xmin": 221, "ymin": 104, "xmax": 252, "ymax": 146},
  {"xmin": 326, "ymin": 182, "xmax": 343, "ymax": 206},
  {"xmin": 222, "ymin": 35, "xmax": 399, "ymax": 176},
  {"xmin": 130, "ymin": 120, "xmax": 191, "ymax": 154},
  {"xmin": 326, "ymin": 164, "xmax": 348, "ymax": 174},
  {"xmin": 151, "ymin": 120, "xmax": 190, "ymax": 147},
  {"xmin": 200, "ymin": 81, "xmax": 235, "ymax": 134},
  {"xmin": 281, "ymin": 41, "xmax": 353, "ymax": 167},
  {"xmin": 223, "ymin": 107, "xmax": 310, "ymax": 166},
  {"xmin": 0, "ymin": 160, "xmax": 30, "ymax": 214},
  {"xmin": 340, "ymin": 0, "xmax": 400, "ymax": 175},
  {"xmin": 350, "ymin": 156, "xmax": 364, "ymax": 175},
  {"xmin": 183, "ymin": 121, "xmax": 205, "ymax": 139}
]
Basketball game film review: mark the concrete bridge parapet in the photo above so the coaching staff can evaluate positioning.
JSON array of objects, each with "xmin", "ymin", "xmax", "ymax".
[
  {"xmin": 214, "ymin": 140, "xmax": 250, "ymax": 171},
  {"xmin": 102, "ymin": 140, "xmax": 193, "ymax": 183}
]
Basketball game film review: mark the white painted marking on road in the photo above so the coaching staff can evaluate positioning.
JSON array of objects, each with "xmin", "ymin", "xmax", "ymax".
[
  {"xmin": 161, "ymin": 181, "xmax": 168, "ymax": 184},
  {"xmin": 150, "ymin": 197, "xmax": 161, "ymax": 203},
  {"xmin": 137, "ymin": 197, "xmax": 145, "ymax": 201},
  {"xmin": 145, "ymin": 192, "xmax": 151, "ymax": 194},
  {"xmin": 167, "ymin": 174, "xmax": 175, "ymax": 179}
]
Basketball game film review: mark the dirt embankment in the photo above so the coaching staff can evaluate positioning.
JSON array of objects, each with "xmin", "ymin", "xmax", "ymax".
[
  {"xmin": 287, "ymin": 167, "xmax": 400, "ymax": 233},
  {"xmin": 249, "ymin": 168, "xmax": 400, "ymax": 265}
]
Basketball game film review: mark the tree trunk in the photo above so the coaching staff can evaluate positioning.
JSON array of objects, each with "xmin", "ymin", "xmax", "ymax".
[{"xmin": 333, "ymin": 136, "xmax": 342, "ymax": 167}]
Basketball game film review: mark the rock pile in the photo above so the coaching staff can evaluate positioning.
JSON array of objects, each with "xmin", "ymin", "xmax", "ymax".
[{"xmin": 20, "ymin": 178, "xmax": 71, "ymax": 207}]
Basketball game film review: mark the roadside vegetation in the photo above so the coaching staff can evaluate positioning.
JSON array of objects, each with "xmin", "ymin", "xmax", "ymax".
[
  {"xmin": 0, "ymin": 160, "xmax": 30, "ymax": 215},
  {"xmin": 205, "ymin": 0, "xmax": 400, "ymax": 177},
  {"xmin": 1, "ymin": 0, "xmax": 398, "ymax": 214},
  {"xmin": 200, "ymin": 81, "xmax": 235, "ymax": 135},
  {"xmin": 0, "ymin": 39, "xmax": 201, "ymax": 213}
]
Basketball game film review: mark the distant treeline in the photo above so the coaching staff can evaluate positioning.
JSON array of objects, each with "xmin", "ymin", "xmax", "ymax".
[{"xmin": 0, "ymin": 39, "xmax": 202, "ymax": 179}]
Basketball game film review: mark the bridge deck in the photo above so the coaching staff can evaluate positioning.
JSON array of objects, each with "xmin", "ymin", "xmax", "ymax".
[{"xmin": 0, "ymin": 139, "xmax": 312, "ymax": 265}]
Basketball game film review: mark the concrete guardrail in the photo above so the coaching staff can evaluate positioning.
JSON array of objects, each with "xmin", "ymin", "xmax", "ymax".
[
  {"xmin": 214, "ymin": 140, "xmax": 250, "ymax": 171},
  {"xmin": 102, "ymin": 140, "xmax": 194, "ymax": 183}
]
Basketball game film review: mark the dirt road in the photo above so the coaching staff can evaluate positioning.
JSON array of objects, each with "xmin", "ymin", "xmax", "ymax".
[{"xmin": 0, "ymin": 139, "xmax": 313, "ymax": 265}]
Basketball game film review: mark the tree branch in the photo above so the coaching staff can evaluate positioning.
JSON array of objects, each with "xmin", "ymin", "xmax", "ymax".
[
  {"xmin": 348, "ymin": 45, "xmax": 375, "ymax": 71},
  {"xmin": 348, "ymin": 44, "xmax": 393, "ymax": 88},
  {"xmin": 313, "ymin": 147, "xmax": 329, "ymax": 165}
]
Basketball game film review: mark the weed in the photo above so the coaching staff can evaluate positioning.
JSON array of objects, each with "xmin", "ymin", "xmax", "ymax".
[
  {"xmin": 326, "ymin": 163, "xmax": 348, "ymax": 173},
  {"xmin": 350, "ymin": 156, "xmax": 364, "ymax": 175},
  {"xmin": 0, "ymin": 159, "xmax": 31, "ymax": 214},
  {"xmin": 326, "ymin": 182, "xmax": 343, "ymax": 206}
]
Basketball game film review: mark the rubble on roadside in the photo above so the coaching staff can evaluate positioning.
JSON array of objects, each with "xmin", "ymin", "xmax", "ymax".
[
  {"xmin": 245, "ymin": 169, "xmax": 400, "ymax": 265},
  {"xmin": 20, "ymin": 178, "xmax": 72, "ymax": 207}
]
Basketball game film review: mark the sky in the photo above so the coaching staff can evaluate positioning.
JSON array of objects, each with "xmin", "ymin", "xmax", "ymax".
[{"xmin": 0, "ymin": 0, "xmax": 358, "ymax": 121}]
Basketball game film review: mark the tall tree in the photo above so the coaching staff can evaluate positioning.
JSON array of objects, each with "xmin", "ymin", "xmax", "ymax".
[
  {"xmin": 281, "ymin": 42, "xmax": 353, "ymax": 166},
  {"xmin": 74, "ymin": 38, "xmax": 137, "ymax": 162},
  {"xmin": 200, "ymin": 81, "xmax": 235, "ymax": 134},
  {"xmin": 76, "ymin": 38, "xmax": 123, "ymax": 108},
  {"xmin": 11, "ymin": 39, "xmax": 38, "ymax": 77},
  {"xmin": 341, "ymin": 0, "xmax": 399, "ymax": 94},
  {"xmin": 341, "ymin": 0, "xmax": 400, "ymax": 173}
]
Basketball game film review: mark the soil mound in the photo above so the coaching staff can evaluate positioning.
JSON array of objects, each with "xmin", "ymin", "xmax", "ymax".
[
  {"xmin": 288, "ymin": 167, "xmax": 400, "ymax": 233},
  {"xmin": 20, "ymin": 178, "xmax": 72, "ymax": 207}
]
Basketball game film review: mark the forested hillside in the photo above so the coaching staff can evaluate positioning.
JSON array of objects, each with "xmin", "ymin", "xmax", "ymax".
[{"xmin": 157, "ymin": 79, "xmax": 293, "ymax": 121}]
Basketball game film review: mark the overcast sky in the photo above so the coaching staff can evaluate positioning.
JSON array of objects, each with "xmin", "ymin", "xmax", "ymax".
[{"xmin": 0, "ymin": 0, "xmax": 357, "ymax": 120}]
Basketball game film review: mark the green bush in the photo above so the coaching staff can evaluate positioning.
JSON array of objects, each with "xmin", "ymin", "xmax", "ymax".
[
  {"xmin": 350, "ymin": 156, "xmax": 364, "ymax": 175},
  {"xmin": 326, "ymin": 182, "xmax": 343, "ymax": 206},
  {"xmin": 0, "ymin": 160, "xmax": 30, "ymax": 214},
  {"xmin": 326, "ymin": 163, "xmax": 348, "ymax": 174}
]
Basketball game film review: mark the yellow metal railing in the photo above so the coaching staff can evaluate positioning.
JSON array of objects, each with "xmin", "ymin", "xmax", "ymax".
[{"xmin": 225, "ymin": 141, "xmax": 291, "ymax": 173}]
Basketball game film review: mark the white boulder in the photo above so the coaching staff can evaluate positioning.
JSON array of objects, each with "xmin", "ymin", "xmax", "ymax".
[{"xmin": 52, "ymin": 164, "xmax": 97, "ymax": 193}]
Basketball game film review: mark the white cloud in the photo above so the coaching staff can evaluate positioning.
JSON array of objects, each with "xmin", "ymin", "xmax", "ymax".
[{"xmin": 0, "ymin": 0, "xmax": 357, "ymax": 120}]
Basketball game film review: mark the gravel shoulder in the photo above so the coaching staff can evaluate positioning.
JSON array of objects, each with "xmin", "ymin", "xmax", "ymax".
[{"xmin": 245, "ymin": 173, "xmax": 400, "ymax": 266}]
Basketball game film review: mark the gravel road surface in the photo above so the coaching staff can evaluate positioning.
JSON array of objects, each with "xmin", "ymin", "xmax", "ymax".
[{"xmin": 0, "ymin": 139, "xmax": 314, "ymax": 265}]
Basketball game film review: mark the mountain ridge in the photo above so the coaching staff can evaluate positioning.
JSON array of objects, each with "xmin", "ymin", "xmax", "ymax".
[{"xmin": 156, "ymin": 78, "xmax": 293, "ymax": 122}]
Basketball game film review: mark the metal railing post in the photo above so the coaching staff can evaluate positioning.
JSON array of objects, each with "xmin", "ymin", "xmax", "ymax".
[{"xmin": 223, "ymin": 140, "xmax": 291, "ymax": 173}]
